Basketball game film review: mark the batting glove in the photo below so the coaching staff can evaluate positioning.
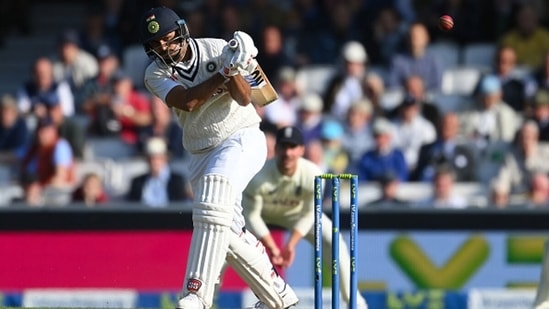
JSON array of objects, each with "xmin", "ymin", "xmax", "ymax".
[
  {"xmin": 230, "ymin": 31, "xmax": 258, "ymax": 71},
  {"xmin": 219, "ymin": 45, "xmax": 239, "ymax": 77}
]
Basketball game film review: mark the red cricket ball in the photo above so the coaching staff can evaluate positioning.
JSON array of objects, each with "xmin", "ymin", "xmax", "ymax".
[{"xmin": 439, "ymin": 15, "xmax": 454, "ymax": 31}]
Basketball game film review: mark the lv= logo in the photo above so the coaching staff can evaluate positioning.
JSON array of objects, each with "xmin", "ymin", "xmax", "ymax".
[{"xmin": 390, "ymin": 234, "xmax": 490, "ymax": 289}]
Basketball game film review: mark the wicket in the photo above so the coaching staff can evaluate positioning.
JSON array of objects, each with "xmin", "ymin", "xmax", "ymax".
[{"xmin": 314, "ymin": 173, "xmax": 359, "ymax": 309}]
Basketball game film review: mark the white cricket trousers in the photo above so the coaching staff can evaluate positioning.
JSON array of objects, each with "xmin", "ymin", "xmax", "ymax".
[{"xmin": 187, "ymin": 125, "xmax": 267, "ymax": 233}]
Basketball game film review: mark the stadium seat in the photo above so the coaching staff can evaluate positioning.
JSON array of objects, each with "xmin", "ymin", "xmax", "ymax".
[
  {"xmin": 430, "ymin": 92, "xmax": 473, "ymax": 113},
  {"xmin": 84, "ymin": 137, "xmax": 138, "ymax": 160},
  {"xmin": 427, "ymin": 40, "xmax": 461, "ymax": 70},
  {"xmin": 295, "ymin": 64, "xmax": 337, "ymax": 95},
  {"xmin": 441, "ymin": 67, "xmax": 482, "ymax": 95},
  {"xmin": 462, "ymin": 43, "xmax": 496, "ymax": 70}
]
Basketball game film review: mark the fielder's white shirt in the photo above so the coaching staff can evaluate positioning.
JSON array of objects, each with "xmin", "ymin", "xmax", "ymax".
[
  {"xmin": 243, "ymin": 157, "xmax": 323, "ymax": 239},
  {"xmin": 144, "ymin": 38, "xmax": 261, "ymax": 153}
]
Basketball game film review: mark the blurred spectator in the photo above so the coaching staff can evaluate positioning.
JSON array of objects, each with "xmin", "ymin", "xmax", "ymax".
[
  {"xmin": 522, "ymin": 172, "xmax": 549, "ymax": 208},
  {"xmin": 304, "ymin": 139, "xmax": 326, "ymax": 172},
  {"xmin": 0, "ymin": 94, "xmax": 30, "ymax": 158},
  {"xmin": 256, "ymin": 26, "xmax": 295, "ymax": 81},
  {"xmin": 529, "ymin": 89, "xmax": 549, "ymax": 142},
  {"xmin": 489, "ymin": 179, "xmax": 511, "ymax": 209},
  {"xmin": 16, "ymin": 57, "xmax": 75, "ymax": 120},
  {"xmin": 139, "ymin": 95, "xmax": 184, "ymax": 159},
  {"xmin": 47, "ymin": 97, "xmax": 85, "ymax": 159},
  {"xmin": 367, "ymin": 171, "xmax": 409, "ymax": 209},
  {"xmin": 51, "ymin": 29, "xmax": 99, "ymax": 94},
  {"xmin": 109, "ymin": 73, "xmax": 152, "ymax": 146},
  {"xmin": 412, "ymin": 112, "xmax": 477, "ymax": 182},
  {"xmin": 417, "ymin": 166, "xmax": 467, "ymax": 209},
  {"xmin": 218, "ymin": 4, "xmax": 248, "ymax": 40},
  {"xmin": 401, "ymin": 74, "xmax": 442, "ymax": 128},
  {"xmin": 391, "ymin": 94, "xmax": 437, "ymax": 172},
  {"xmin": 363, "ymin": 73, "xmax": 387, "ymax": 118},
  {"xmin": 341, "ymin": 98, "xmax": 375, "ymax": 174},
  {"xmin": 318, "ymin": 120, "xmax": 349, "ymax": 175},
  {"xmin": 532, "ymin": 51, "xmax": 549, "ymax": 93},
  {"xmin": 366, "ymin": 5, "xmax": 407, "ymax": 67},
  {"xmin": 357, "ymin": 117, "xmax": 408, "ymax": 182},
  {"xmin": 16, "ymin": 172, "xmax": 44, "ymax": 207},
  {"xmin": 459, "ymin": 74, "xmax": 521, "ymax": 147},
  {"xmin": 494, "ymin": 120, "xmax": 549, "ymax": 196},
  {"xmin": 324, "ymin": 41, "xmax": 368, "ymax": 121},
  {"xmin": 387, "ymin": 22, "xmax": 443, "ymax": 92},
  {"xmin": 247, "ymin": 0, "xmax": 288, "ymax": 38},
  {"xmin": 126, "ymin": 137, "xmax": 192, "ymax": 207},
  {"xmin": 77, "ymin": 45, "xmax": 121, "ymax": 133},
  {"xmin": 71, "ymin": 172, "xmax": 109, "ymax": 206},
  {"xmin": 19, "ymin": 117, "xmax": 75, "ymax": 190},
  {"xmin": 499, "ymin": 3, "xmax": 549, "ymax": 70},
  {"xmin": 295, "ymin": 92, "xmax": 325, "ymax": 145},
  {"xmin": 475, "ymin": 45, "xmax": 535, "ymax": 113},
  {"xmin": 78, "ymin": 5, "xmax": 123, "ymax": 59},
  {"xmin": 263, "ymin": 66, "xmax": 299, "ymax": 128}
]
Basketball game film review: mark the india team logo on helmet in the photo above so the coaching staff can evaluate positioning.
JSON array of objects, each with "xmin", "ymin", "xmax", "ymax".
[{"xmin": 146, "ymin": 14, "xmax": 160, "ymax": 34}]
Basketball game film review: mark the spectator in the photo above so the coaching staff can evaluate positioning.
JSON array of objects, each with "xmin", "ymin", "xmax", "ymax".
[
  {"xmin": 304, "ymin": 139, "xmax": 326, "ymax": 172},
  {"xmin": 499, "ymin": 4, "xmax": 549, "ymax": 70},
  {"xmin": 357, "ymin": 117, "xmax": 408, "ymax": 182},
  {"xmin": 341, "ymin": 98, "xmax": 375, "ymax": 174},
  {"xmin": 494, "ymin": 120, "xmax": 549, "ymax": 196},
  {"xmin": 51, "ymin": 29, "xmax": 99, "ymax": 94},
  {"xmin": 46, "ymin": 98, "xmax": 85, "ymax": 159},
  {"xmin": 417, "ymin": 166, "xmax": 467, "ymax": 209},
  {"xmin": 126, "ymin": 137, "xmax": 192, "ymax": 207},
  {"xmin": 263, "ymin": 66, "xmax": 300, "ymax": 128},
  {"xmin": 16, "ymin": 57, "xmax": 75, "ymax": 120},
  {"xmin": 529, "ymin": 89, "xmax": 549, "ymax": 142},
  {"xmin": 412, "ymin": 112, "xmax": 477, "ymax": 182},
  {"xmin": 367, "ymin": 171, "xmax": 409, "ymax": 209},
  {"xmin": 77, "ymin": 45, "xmax": 121, "ymax": 134},
  {"xmin": 488, "ymin": 180, "xmax": 511, "ymax": 209},
  {"xmin": 16, "ymin": 172, "xmax": 44, "ymax": 207},
  {"xmin": 324, "ymin": 41, "xmax": 368, "ymax": 121},
  {"xmin": 0, "ymin": 94, "xmax": 30, "ymax": 156},
  {"xmin": 532, "ymin": 51, "xmax": 549, "ymax": 93},
  {"xmin": 318, "ymin": 119, "xmax": 349, "ymax": 175},
  {"xmin": 459, "ymin": 74, "xmax": 521, "ymax": 146},
  {"xmin": 295, "ymin": 92, "xmax": 325, "ymax": 145},
  {"xmin": 400, "ymin": 74, "xmax": 441, "ymax": 128},
  {"xmin": 19, "ymin": 116, "xmax": 76, "ymax": 191},
  {"xmin": 387, "ymin": 22, "xmax": 443, "ymax": 92},
  {"xmin": 391, "ymin": 94, "xmax": 437, "ymax": 172},
  {"xmin": 139, "ymin": 95, "xmax": 184, "ymax": 159},
  {"xmin": 255, "ymin": 26, "xmax": 295, "ymax": 81},
  {"xmin": 523, "ymin": 172, "xmax": 549, "ymax": 209},
  {"xmin": 71, "ymin": 172, "xmax": 109, "ymax": 206},
  {"xmin": 366, "ymin": 5, "xmax": 407, "ymax": 67},
  {"xmin": 110, "ymin": 73, "xmax": 152, "ymax": 146},
  {"xmin": 363, "ymin": 73, "xmax": 387, "ymax": 118}
]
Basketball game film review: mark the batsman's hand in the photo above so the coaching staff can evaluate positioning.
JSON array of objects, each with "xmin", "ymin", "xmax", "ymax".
[
  {"xmin": 230, "ymin": 31, "xmax": 258, "ymax": 72},
  {"xmin": 219, "ymin": 45, "xmax": 239, "ymax": 77}
]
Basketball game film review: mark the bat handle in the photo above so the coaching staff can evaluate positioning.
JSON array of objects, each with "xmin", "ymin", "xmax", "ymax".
[{"xmin": 228, "ymin": 39, "xmax": 238, "ymax": 50}]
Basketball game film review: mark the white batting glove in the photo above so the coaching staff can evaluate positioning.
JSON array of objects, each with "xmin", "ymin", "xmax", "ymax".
[
  {"xmin": 219, "ymin": 45, "xmax": 239, "ymax": 77},
  {"xmin": 230, "ymin": 31, "xmax": 258, "ymax": 71}
]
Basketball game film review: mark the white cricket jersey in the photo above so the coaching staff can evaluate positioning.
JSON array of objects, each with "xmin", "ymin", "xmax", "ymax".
[
  {"xmin": 243, "ymin": 157, "xmax": 323, "ymax": 239},
  {"xmin": 144, "ymin": 38, "xmax": 261, "ymax": 153}
]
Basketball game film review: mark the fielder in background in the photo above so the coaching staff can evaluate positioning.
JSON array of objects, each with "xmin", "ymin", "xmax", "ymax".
[
  {"xmin": 243, "ymin": 126, "xmax": 369, "ymax": 309},
  {"xmin": 139, "ymin": 6, "xmax": 298, "ymax": 309}
]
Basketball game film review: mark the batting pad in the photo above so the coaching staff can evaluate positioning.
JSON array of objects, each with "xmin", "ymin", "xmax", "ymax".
[
  {"xmin": 226, "ymin": 231, "xmax": 284, "ymax": 309},
  {"xmin": 535, "ymin": 240, "xmax": 549, "ymax": 308},
  {"xmin": 184, "ymin": 174, "xmax": 235, "ymax": 308}
]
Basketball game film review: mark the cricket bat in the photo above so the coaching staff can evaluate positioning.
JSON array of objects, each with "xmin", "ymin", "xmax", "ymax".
[{"xmin": 228, "ymin": 39, "xmax": 278, "ymax": 107}]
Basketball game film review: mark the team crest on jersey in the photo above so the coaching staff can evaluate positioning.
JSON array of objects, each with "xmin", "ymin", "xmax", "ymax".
[
  {"xmin": 206, "ymin": 62, "xmax": 216, "ymax": 73},
  {"xmin": 148, "ymin": 21, "xmax": 160, "ymax": 34}
]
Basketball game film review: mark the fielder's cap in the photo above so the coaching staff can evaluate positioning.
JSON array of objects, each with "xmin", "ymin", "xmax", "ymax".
[
  {"xmin": 276, "ymin": 126, "xmax": 304, "ymax": 146},
  {"xmin": 372, "ymin": 117, "xmax": 393, "ymax": 135},
  {"xmin": 479, "ymin": 75, "xmax": 501, "ymax": 95},
  {"xmin": 534, "ymin": 89, "xmax": 549, "ymax": 107},
  {"xmin": 321, "ymin": 120, "xmax": 344, "ymax": 140},
  {"xmin": 342, "ymin": 41, "xmax": 367, "ymax": 63},
  {"xmin": 145, "ymin": 137, "xmax": 168, "ymax": 156},
  {"xmin": 299, "ymin": 93, "xmax": 323, "ymax": 112},
  {"xmin": 58, "ymin": 29, "xmax": 80, "ymax": 46}
]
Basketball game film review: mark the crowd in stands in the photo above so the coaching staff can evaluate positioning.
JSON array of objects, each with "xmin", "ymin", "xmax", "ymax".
[{"xmin": 2, "ymin": 0, "xmax": 549, "ymax": 209}]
